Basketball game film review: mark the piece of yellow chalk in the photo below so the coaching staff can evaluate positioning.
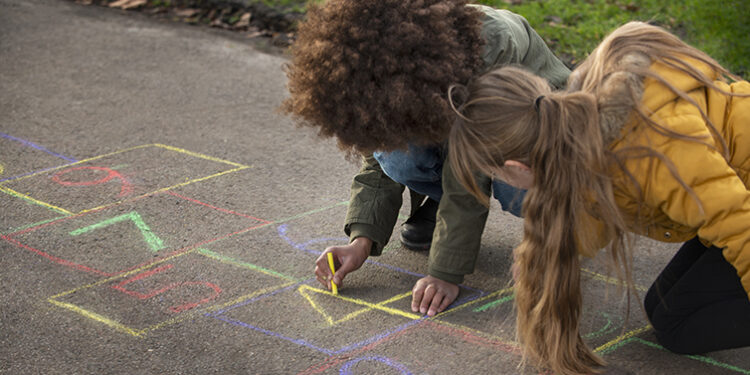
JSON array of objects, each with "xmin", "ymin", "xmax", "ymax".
[{"xmin": 326, "ymin": 252, "xmax": 338, "ymax": 295}]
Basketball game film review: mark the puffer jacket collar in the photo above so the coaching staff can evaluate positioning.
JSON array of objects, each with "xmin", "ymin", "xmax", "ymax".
[{"xmin": 594, "ymin": 52, "xmax": 649, "ymax": 144}]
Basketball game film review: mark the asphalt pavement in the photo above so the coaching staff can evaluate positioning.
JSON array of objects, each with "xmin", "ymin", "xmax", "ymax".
[{"xmin": 2, "ymin": 1, "xmax": 749, "ymax": 374}]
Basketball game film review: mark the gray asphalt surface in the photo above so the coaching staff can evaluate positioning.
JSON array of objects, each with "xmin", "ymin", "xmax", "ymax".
[{"xmin": 2, "ymin": 1, "xmax": 749, "ymax": 374}]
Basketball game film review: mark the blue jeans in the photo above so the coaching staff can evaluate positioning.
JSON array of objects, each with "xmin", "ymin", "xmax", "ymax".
[{"xmin": 373, "ymin": 144, "xmax": 525, "ymax": 217}]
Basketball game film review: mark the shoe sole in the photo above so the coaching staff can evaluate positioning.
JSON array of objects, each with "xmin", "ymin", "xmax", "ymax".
[{"xmin": 399, "ymin": 235, "xmax": 431, "ymax": 251}]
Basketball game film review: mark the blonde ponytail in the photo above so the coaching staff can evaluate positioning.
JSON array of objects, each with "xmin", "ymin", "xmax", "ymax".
[
  {"xmin": 514, "ymin": 92, "xmax": 628, "ymax": 375},
  {"xmin": 449, "ymin": 67, "xmax": 630, "ymax": 374}
]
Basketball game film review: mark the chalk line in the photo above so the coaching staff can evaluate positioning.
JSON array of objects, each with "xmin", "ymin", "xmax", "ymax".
[{"xmin": 0, "ymin": 132, "xmax": 78, "ymax": 162}]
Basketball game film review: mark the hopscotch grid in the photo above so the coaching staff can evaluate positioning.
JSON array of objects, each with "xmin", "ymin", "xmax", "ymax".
[
  {"xmin": 209, "ymin": 277, "xmax": 428, "ymax": 355},
  {"xmin": 3, "ymin": 190, "xmax": 273, "ymax": 277},
  {"xmin": 3, "ymin": 141, "xmax": 743, "ymax": 372},
  {"xmin": 0, "ymin": 144, "xmax": 251, "ymax": 215},
  {"xmin": 47, "ymin": 247, "xmax": 298, "ymax": 337},
  {"xmin": 202, "ymin": 202, "xmax": 499, "ymax": 357}
]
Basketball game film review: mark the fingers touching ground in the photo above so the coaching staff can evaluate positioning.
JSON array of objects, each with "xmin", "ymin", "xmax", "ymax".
[{"xmin": 411, "ymin": 276, "xmax": 459, "ymax": 317}]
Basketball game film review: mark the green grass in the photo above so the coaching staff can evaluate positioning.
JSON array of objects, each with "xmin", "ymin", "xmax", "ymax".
[
  {"xmin": 272, "ymin": 0, "xmax": 748, "ymax": 79},
  {"xmin": 476, "ymin": 0, "xmax": 749, "ymax": 78}
]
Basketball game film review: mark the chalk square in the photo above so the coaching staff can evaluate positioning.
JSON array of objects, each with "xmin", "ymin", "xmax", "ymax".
[
  {"xmin": 209, "ymin": 224, "xmax": 430, "ymax": 315},
  {"xmin": 0, "ymin": 135, "xmax": 76, "ymax": 183},
  {"xmin": 601, "ymin": 336, "xmax": 750, "ymax": 374},
  {"xmin": 212, "ymin": 282, "xmax": 421, "ymax": 355},
  {"xmin": 5, "ymin": 191, "xmax": 269, "ymax": 276},
  {"xmin": 0, "ymin": 191, "xmax": 66, "ymax": 236},
  {"xmin": 49, "ymin": 249, "xmax": 293, "ymax": 337},
  {"xmin": 204, "ymin": 201, "xmax": 485, "ymax": 321},
  {"xmin": 298, "ymin": 320, "xmax": 522, "ymax": 375},
  {"xmin": 0, "ymin": 144, "xmax": 248, "ymax": 214}
]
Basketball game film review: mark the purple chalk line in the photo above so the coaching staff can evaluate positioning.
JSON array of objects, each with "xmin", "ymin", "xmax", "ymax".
[
  {"xmin": 211, "ymin": 314, "xmax": 335, "ymax": 355},
  {"xmin": 207, "ymin": 282, "xmax": 305, "ymax": 316},
  {"xmin": 0, "ymin": 132, "xmax": 78, "ymax": 163},
  {"xmin": 332, "ymin": 318, "xmax": 425, "ymax": 355}
]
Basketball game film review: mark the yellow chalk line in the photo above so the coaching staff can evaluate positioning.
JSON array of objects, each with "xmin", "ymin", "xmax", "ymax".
[
  {"xmin": 0, "ymin": 185, "xmax": 73, "ymax": 215},
  {"xmin": 48, "ymin": 298, "xmax": 143, "ymax": 337},
  {"xmin": 594, "ymin": 324, "xmax": 652, "ymax": 353},
  {"xmin": 153, "ymin": 144, "xmax": 248, "ymax": 168},
  {"xmin": 298, "ymin": 285, "xmax": 419, "ymax": 326}
]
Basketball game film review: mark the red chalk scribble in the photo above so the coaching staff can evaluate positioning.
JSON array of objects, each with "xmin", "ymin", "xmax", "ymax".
[
  {"xmin": 112, "ymin": 264, "xmax": 222, "ymax": 313},
  {"xmin": 52, "ymin": 166, "xmax": 133, "ymax": 197}
]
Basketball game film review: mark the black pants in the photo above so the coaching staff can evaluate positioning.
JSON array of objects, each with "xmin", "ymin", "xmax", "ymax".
[{"xmin": 644, "ymin": 237, "xmax": 750, "ymax": 354}]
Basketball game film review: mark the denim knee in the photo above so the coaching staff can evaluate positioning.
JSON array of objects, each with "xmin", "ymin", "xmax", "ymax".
[{"xmin": 373, "ymin": 144, "xmax": 443, "ymax": 201}]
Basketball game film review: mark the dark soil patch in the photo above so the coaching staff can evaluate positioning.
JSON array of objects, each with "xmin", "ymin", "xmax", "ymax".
[{"xmin": 71, "ymin": 0, "xmax": 303, "ymax": 48}]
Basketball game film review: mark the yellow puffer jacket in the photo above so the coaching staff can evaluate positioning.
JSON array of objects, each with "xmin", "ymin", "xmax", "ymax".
[{"xmin": 607, "ymin": 56, "xmax": 750, "ymax": 296}]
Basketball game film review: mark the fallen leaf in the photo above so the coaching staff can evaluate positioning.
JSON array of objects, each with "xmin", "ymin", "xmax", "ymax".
[
  {"xmin": 210, "ymin": 18, "xmax": 229, "ymax": 28},
  {"xmin": 235, "ymin": 12, "xmax": 252, "ymax": 28},
  {"xmin": 174, "ymin": 8, "xmax": 200, "ymax": 17},
  {"xmin": 109, "ymin": 0, "xmax": 147, "ymax": 10}
]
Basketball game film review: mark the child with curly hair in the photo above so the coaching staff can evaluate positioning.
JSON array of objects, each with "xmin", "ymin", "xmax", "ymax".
[
  {"xmin": 448, "ymin": 22, "xmax": 750, "ymax": 374},
  {"xmin": 282, "ymin": 0, "xmax": 570, "ymax": 317}
]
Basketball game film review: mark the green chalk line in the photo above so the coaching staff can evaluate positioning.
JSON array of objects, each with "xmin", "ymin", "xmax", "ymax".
[
  {"xmin": 197, "ymin": 248, "xmax": 300, "ymax": 282},
  {"xmin": 473, "ymin": 293, "xmax": 515, "ymax": 312},
  {"xmin": 584, "ymin": 312, "xmax": 619, "ymax": 339},
  {"xmin": 3, "ymin": 215, "xmax": 69, "ymax": 236},
  {"xmin": 69, "ymin": 211, "xmax": 165, "ymax": 252}
]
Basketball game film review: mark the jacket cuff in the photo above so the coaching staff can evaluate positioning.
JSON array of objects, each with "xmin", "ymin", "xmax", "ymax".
[
  {"xmin": 346, "ymin": 223, "xmax": 384, "ymax": 256},
  {"xmin": 428, "ymin": 266, "xmax": 465, "ymax": 285}
]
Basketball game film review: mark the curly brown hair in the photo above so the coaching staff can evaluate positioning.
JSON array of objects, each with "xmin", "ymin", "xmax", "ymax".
[{"xmin": 280, "ymin": 0, "xmax": 484, "ymax": 155}]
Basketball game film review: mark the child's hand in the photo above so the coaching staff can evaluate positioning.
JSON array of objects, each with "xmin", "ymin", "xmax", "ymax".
[
  {"xmin": 411, "ymin": 275, "xmax": 459, "ymax": 317},
  {"xmin": 315, "ymin": 237, "xmax": 372, "ymax": 291}
]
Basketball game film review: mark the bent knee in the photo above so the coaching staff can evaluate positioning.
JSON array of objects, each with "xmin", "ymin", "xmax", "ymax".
[{"xmin": 653, "ymin": 330, "xmax": 702, "ymax": 355}]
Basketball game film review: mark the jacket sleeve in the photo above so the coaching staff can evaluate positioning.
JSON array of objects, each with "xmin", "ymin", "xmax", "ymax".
[
  {"xmin": 473, "ymin": 5, "xmax": 571, "ymax": 89},
  {"xmin": 641, "ymin": 115, "xmax": 750, "ymax": 299},
  {"xmin": 344, "ymin": 154, "xmax": 404, "ymax": 256},
  {"xmin": 428, "ymin": 152, "xmax": 491, "ymax": 284}
]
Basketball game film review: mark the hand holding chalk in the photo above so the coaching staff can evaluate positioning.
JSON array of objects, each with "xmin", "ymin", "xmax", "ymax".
[
  {"xmin": 313, "ymin": 238, "xmax": 372, "ymax": 292},
  {"xmin": 327, "ymin": 252, "xmax": 338, "ymax": 294}
]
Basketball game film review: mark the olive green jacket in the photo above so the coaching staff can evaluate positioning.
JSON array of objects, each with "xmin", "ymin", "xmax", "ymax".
[{"xmin": 344, "ymin": 6, "xmax": 571, "ymax": 284}]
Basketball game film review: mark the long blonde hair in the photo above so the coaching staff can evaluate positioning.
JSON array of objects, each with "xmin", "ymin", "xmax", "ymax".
[{"xmin": 449, "ymin": 21, "xmax": 746, "ymax": 375}]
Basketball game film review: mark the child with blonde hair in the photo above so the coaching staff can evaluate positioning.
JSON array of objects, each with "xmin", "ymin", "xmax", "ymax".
[{"xmin": 448, "ymin": 21, "xmax": 750, "ymax": 374}]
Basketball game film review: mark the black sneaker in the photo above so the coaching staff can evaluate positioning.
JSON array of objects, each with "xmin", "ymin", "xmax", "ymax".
[{"xmin": 399, "ymin": 198, "xmax": 439, "ymax": 251}]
